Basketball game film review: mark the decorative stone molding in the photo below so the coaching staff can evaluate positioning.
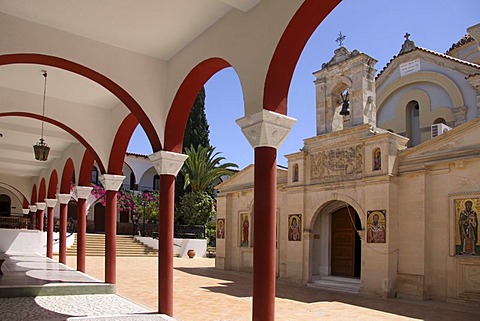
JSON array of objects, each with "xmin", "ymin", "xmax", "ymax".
[
  {"xmin": 99, "ymin": 174, "xmax": 126, "ymax": 191},
  {"xmin": 56, "ymin": 193, "xmax": 72, "ymax": 205},
  {"xmin": 236, "ymin": 110, "xmax": 296, "ymax": 149},
  {"xmin": 29, "ymin": 205, "xmax": 37, "ymax": 212},
  {"xmin": 22, "ymin": 208, "xmax": 29, "ymax": 215},
  {"xmin": 74, "ymin": 186, "xmax": 93, "ymax": 199},
  {"xmin": 45, "ymin": 198, "xmax": 58, "ymax": 208},
  {"xmin": 36, "ymin": 202, "xmax": 46, "ymax": 211},
  {"xmin": 467, "ymin": 23, "xmax": 480, "ymax": 44},
  {"xmin": 148, "ymin": 150, "xmax": 188, "ymax": 176}
]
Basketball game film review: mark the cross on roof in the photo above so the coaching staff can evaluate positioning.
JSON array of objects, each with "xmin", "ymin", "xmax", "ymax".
[
  {"xmin": 336, "ymin": 31, "xmax": 346, "ymax": 47},
  {"xmin": 404, "ymin": 32, "xmax": 411, "ymax": 41}
]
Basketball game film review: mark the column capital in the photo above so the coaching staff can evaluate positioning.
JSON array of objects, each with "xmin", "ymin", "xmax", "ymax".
[
  {"xmin": 100, "ymin": 174, "xmax": 125, "ymax": 191},
  {"xmin": 22, "ymin": 208, "xmax": 30, "ymax": 215},
  {"xmin": 74, "ymin": 186, "xmax": 93, "ymax": 199},
  {"xmin": 36, "ymin": 202, "xmax": 46, "ymax": 211},
  {"xmin": 236, "ymin": 110, "xmax": 296, "ymax": 149},
  {"xmin": 56, "ymin": 193, "xmax": 72, "ymax": 205},
  {"xmin": 45, "ymin": 198, "xmax": 58, "ymax": 208},
  {"xmin": 148, "ymin": 150, "xmax": 188, "ymax": 176},
  {"xmin": 29, "ymin": 205, "xmax": 37, "ymax": 212}
]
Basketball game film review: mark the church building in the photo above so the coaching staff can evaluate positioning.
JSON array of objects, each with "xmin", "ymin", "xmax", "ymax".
[{"xmin": 215, "ymin": 23, "xmax": 480, "ymax": 303}]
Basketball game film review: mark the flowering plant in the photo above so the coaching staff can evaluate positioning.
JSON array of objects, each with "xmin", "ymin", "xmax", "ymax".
[{"xmin": 91, "ymin": 184, "xmax": 107, "ymax": 206}]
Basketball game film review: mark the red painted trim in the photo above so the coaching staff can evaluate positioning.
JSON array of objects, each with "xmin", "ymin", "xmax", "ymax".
[
  {"xmin": 165, "ymin": 58, "xmax": 231, "ymax": 152},
  {"xmin": 79, "ymin": 150, "xmax": 95, "ymax": 186},
  {"xmin": 23, "ymin": 197, "xmax": 29, "ymax": 208},
  {"xmin": 60, "ymin": 158, "xmax": 75, "ymax": 194},
  {"xmin": 0, "ymin": 112, "xmax": 105, "ymax": 174},
  {"xmin": 158, "ymin": 175, "xmax": 175, "ymax": 316},
  {"xmin": 0, "ymin": 53, "xmax": 161, "ymax": 151},
  {"xmin": 37, "ymin": 210, "xmax": 44, "ymax": 231},
  {"xmin": 30, "ymin": 184, "xmax": 37, "ymax": 205},
  {"xmin": 108, "ymin": 113, "xmax": 139, "ymax": 174},
  {"xmin": 38, "ymin": 178, "xmax": 47, "ymax": 202},
  {"xmin": 263, "ymin": 0, "xmax": 340, "ymax": 114},
  {"xmin": 48, "ymin": 170, "xmax": 58, "ymax": 199},
  {"xmin": 253, "ymin": 147, "xmax": 277, "ymax": 321}
]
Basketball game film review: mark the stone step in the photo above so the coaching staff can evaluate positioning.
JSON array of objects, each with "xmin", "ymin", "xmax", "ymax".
[{"xmin": 307, "ymin": 276, "xmax": 360, "ymax": 294}]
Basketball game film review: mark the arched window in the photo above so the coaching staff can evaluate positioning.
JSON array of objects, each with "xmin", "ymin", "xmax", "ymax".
[
  {"xmin": 406, "ymin": 100, "xmax": 421, "ymax": 147},
  {"xmin": 153, "ymin": 174, "xmax": 160, "ymax": 191},
  {"xmin": 373, "ymin": 148, "xmax": 381, "ymax": 171},
  {"xmin": 0, "ymin": 194, "xmax": 11, "ymax": 217},
  {"xmin": 292, "ymin": 163, "xmax": 299, "ymax": 182},
  {"xmin": 433, "ymin": 117, "xmax": 446, "ymax": 125},
  {"xmin": 91, "ymin": 166, "xmax": 99, "ymax": 185},
  {"xmin": 130, "ymin": 171, "xmax": 136, "ymax": 190}
]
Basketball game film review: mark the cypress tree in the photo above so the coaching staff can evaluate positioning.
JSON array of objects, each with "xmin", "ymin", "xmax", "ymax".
[{"xmin": 175, "ymin": 87, "xmax": 211, "ymax": 209}]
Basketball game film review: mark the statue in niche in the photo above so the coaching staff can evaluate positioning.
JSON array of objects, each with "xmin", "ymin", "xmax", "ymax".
[{"xmin": 373, "ymin": 148, "xmax": 382, "ymax": 171}]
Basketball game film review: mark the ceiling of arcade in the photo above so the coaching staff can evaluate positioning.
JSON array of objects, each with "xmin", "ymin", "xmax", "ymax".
[{"xmin": 0, "ymin": 0, "xmax": 339, "ymax": 202}]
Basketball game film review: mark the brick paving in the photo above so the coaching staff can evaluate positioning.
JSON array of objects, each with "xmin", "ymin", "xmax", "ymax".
[{"xmin": 58, "ymin": 255, "xmax": 480, "ymax": 321}]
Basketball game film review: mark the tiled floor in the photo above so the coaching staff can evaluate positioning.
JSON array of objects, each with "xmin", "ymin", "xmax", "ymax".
[
  {"xmin": 59, "ymin": 255, "xmax": 480, "ymax": 321},
  {"xmin": 0, "ymin": 253, "xmax": 172, "ymax": 321}
]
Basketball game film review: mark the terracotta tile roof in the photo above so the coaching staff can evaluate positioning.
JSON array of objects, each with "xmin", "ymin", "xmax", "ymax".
[
  {"xmin": 376, "ymin": 46, "xmax": 480, "ymax": 80},
  {"xmin": 126, "ymin": 151, "xmax": 149, "ymax": 158},
  {"xmin": 446, "ymin": 34, "xmax": 475, "ymax": 54}
]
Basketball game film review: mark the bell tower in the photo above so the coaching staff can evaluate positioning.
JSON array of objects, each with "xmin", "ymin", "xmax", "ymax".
[{"xmin": 314, "ymin": 45, "xmax": 378, "ymax": 135}]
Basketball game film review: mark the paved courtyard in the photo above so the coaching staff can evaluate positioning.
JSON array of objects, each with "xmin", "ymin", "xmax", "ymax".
[{"xmin": 58, "ymin": 255, "xmax": 480, "ymax": 321}]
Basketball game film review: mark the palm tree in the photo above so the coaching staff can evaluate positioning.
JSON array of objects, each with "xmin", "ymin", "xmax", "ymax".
[{"xmin": 182, "ymin": 145, "xmax": 238, "ymax": 193}]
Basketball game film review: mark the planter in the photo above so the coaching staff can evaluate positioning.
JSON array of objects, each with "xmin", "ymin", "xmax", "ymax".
[{"xmin": 187, "ymin": 249, "xmax": 196, "ymax": 258}]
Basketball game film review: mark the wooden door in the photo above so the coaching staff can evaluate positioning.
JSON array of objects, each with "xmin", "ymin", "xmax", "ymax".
[
  {"xmin": 331, "ymin": 207, "xmax": 356, "ymax": 277},
  {"xmin": 94, "ymin": 203, "xmax": 105, "ymax": 233}
]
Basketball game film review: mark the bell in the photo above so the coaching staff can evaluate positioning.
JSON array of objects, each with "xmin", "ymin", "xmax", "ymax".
[{"xmin": 339, "ymin": 99, "xmax": 350, "ymax": 116}]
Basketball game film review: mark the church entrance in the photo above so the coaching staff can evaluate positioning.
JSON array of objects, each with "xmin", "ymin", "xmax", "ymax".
[{"xmin": 330, "ymin": 206, "xmax": 361, "ymax": 278}]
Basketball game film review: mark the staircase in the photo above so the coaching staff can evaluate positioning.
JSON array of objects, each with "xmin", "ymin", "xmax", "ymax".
[
  {"xmin": 307, "ymin": 276, "xmax": 360, "ymax": 294},
  {"xmin": 66, "ymin": 233, "xmax": 158, "ymax": 257}
]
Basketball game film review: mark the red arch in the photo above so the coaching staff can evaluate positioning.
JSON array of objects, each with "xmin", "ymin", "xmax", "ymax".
[
  {"xmin": 60, "ymin": 158, "xmax": 75, "ymax": 194},
  {"xmin": 23, "ymin": 197, "xmax": 29, "ymax": 209},
  {"xmin": 164, "ymin": 58, "xmax": 231, "ymax": 152},
  {"xmin": 263, "ymin": 0, "xmax": 340, "ymax": 114},
  {"xmin": 79, "ymin": 150, "xmax": 95, "ymax": 186},
  {"xmin": 0, "ymin": 112, "xmax": 106, "ymax": 174},
  {"xmin": 38, "ymin": 178, "xmax": 47, "ymax": 202},
  {"xmin": 0, "ymin": 53, "xmax": 161, "ymax": 152},
  {"xmin": 48, "ymin": 170, "xmax": 59, "ymax": 199},
  {"xmin": 108, "ymin": 113, "xmax": 139, "ymax": 174},
  {"xmin": 30, "ymin": 184, "xmax": 37, "ymax": 205}
]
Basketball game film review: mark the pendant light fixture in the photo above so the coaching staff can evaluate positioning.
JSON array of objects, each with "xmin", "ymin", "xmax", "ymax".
[{"xmin": 33, "ymin": 71, "xmax": 50, "ymax": 161}]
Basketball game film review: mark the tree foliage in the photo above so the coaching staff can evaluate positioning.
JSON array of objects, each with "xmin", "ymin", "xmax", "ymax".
[
  {"xmin": 182, "ymin": 145, "xmax": 238, "ymax": 193},
  {"xmin": 176, "ymin": 191, "xmax": 215, "ymax": 226}
]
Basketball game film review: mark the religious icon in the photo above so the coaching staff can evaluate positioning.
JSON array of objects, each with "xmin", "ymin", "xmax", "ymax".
[
  {"xmin": 455, "ymin": 198, "xmax": 479, "ymax": 255},
  {"xmin": 216, "ymin": 218, "xmax": 225, "ymax": 239},
  {"xmin": 367, "ymin": 210, "xmax": 386, "ymax": 243},
  {"xmin": 373, "ymin": 148, "xmax": 382, "ymax": 171},
  {"xmin": 288, "ymin": 214, "xmax": 302, "ymax": 241},
  {"xmin": 240, "ymin": 213, "xmax": 250, "ymax": 247}
]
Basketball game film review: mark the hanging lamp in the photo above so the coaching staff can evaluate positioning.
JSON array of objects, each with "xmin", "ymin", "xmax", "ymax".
[{"xmin": 33, "ymin": 71, "xmax": 50, "ymax": 161}]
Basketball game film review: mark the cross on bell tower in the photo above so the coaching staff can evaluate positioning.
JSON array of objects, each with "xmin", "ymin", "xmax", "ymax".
[{"xmin": 336, "ymin": 31, "xmax": 346, "ymax": 47}]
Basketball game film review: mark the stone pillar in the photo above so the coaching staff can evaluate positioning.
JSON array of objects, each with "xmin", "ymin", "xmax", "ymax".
[
  {"xmin": 237, "ymin": 110, "xmax": 296, "ymax": 321},
  {"xmin": 57, "ymin": 194, "xmax": 71, "ymax": 264},
  {"xmin": 99, "ymin": 174, "xmax": 125, "ymax": 284},
  {"xmin": 36, "ymin": 202, "xmax": 46, "ymax": 231},
  {"xmin": 74, "ymin": 186, "xmax": 93, "ymax": 273},
  {"xmin": 22, "ymin": 208, "xmax": 29, "ymax": 229},
  {"xmin": 149, "ymin": 150, "xmax": 188, "ymax": 317},
  {"xmin": 466, "ymin": 74, "xmax": 480, "ymax": 117},
  {"xmin": 45, "ymin": 199, "xmax": 58, "ymax": 258},
  {"xmin": 28, "ymin": 205, "xmax": 37, "ymax": 230}
]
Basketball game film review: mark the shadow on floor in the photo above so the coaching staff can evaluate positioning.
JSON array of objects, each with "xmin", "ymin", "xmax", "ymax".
[
  {"xmin": 0, "ymin": 296, "xmax": 71, "ymax": 321},
  {"xmin": 175, "ymin": 266, "xmax": 480, "ymax": 321}
]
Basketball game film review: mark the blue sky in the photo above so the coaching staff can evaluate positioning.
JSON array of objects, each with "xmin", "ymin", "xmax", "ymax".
[{"xmin": 128, "ymin": 0, "xmax": 480, "ymax": 170}]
